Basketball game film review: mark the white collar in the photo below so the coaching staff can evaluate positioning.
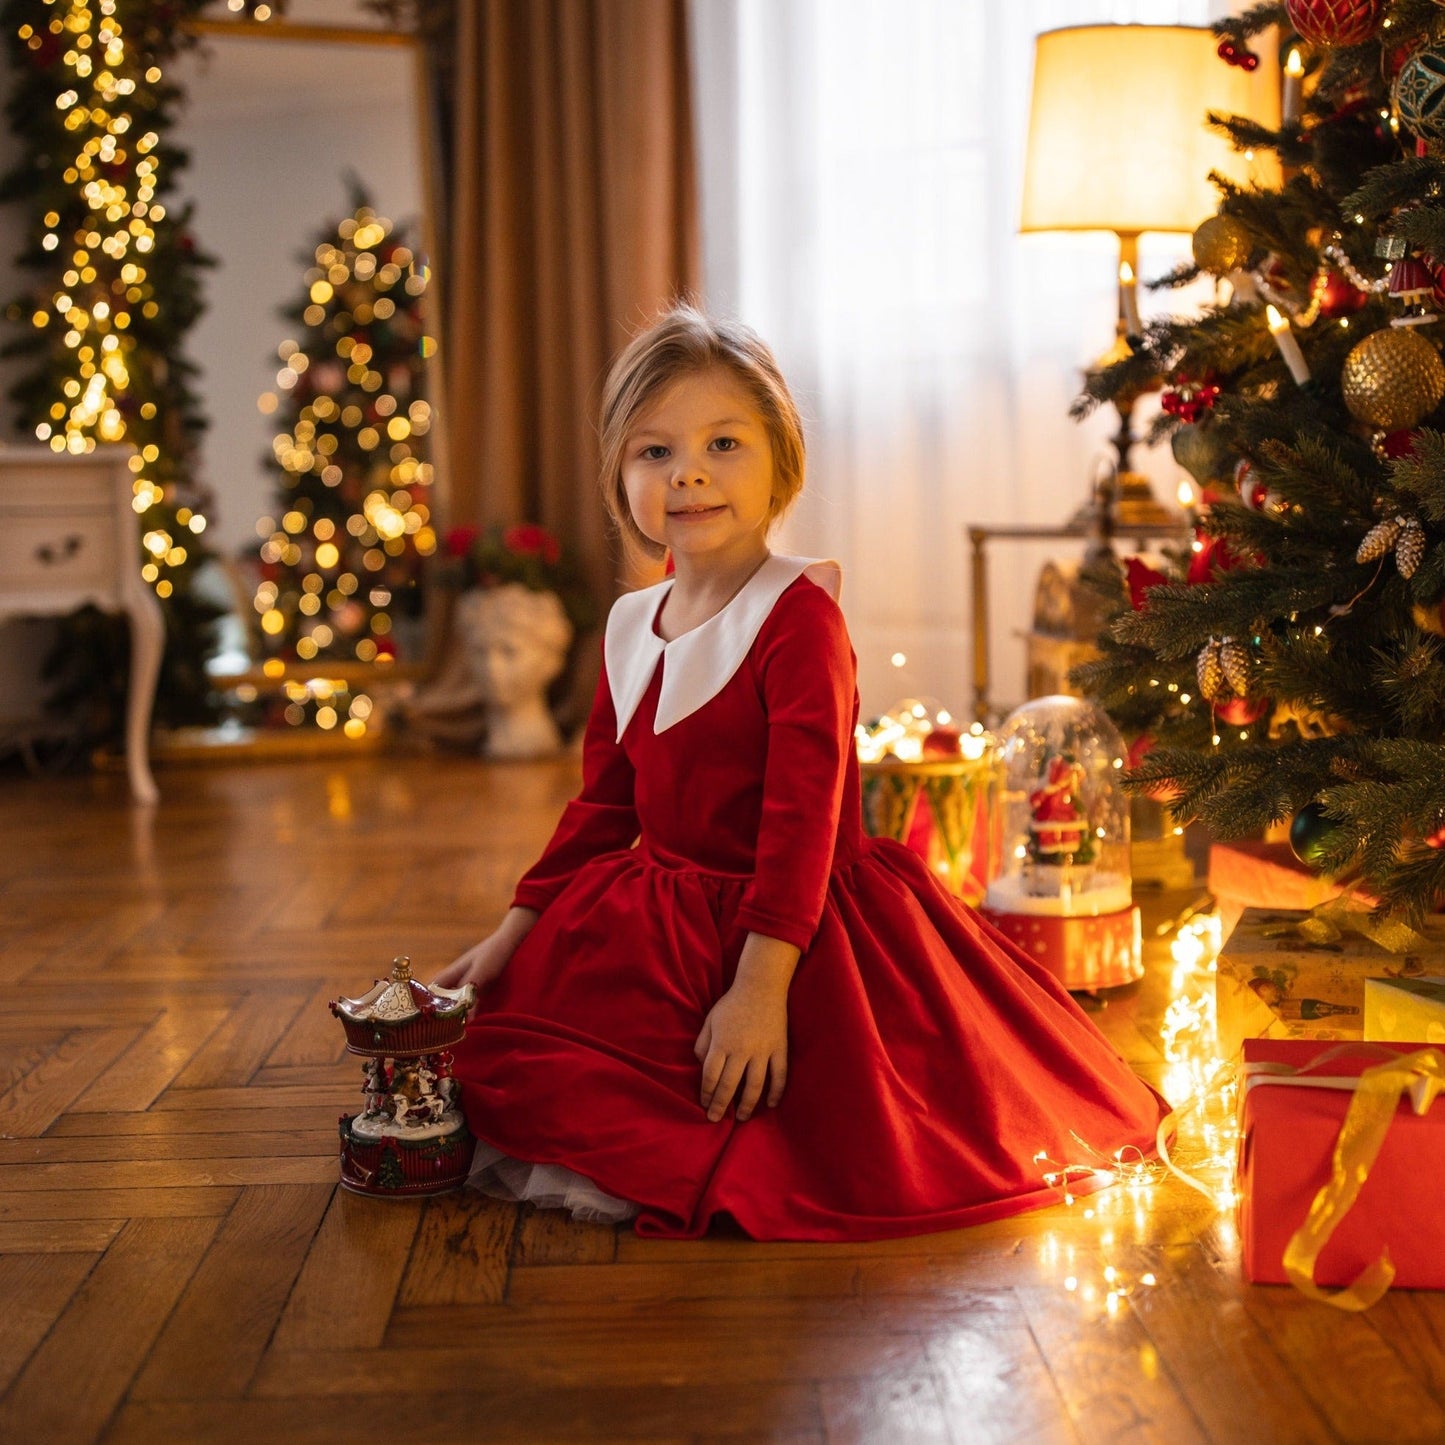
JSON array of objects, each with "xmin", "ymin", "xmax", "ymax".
[{"xmin": 605, "ymin": 553, "xmax": 842, "ymax": 738}]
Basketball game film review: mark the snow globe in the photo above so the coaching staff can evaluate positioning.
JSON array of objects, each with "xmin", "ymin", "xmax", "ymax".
[
  {"xmin": 980, "ymin": 695, "xmax": 1141, "ymax": 990},
  {"xmin": 330, "ymin": 956, "xmax": 477, "ymax": 1196}
]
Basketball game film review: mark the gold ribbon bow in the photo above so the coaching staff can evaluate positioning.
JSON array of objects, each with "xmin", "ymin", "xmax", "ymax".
[
  {"xmin": 1260, "ymin": 896, "xmax": 1428, "ymax": 954},
  {"xmin": 1280, "ymin": 1046, "xmax": 1445, "ymax": 1311}
]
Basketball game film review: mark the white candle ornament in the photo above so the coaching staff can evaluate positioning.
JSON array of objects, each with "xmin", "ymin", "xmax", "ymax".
[
  {"xmin": 1119, "ymin": 261, "xmax": 1142, "ymax": 335},
  {"xmin": 1283, "ymin": 49, "xmax": 1303, "ymax": 126},
  {"xmin": 1267, "ymin": 304, "xmax": 1311, "ymax": 385}
]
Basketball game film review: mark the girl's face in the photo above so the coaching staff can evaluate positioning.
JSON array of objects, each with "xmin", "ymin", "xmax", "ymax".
[{"xmin": 621, "ymin": 366, "xmax": 775, "ymax": 571}]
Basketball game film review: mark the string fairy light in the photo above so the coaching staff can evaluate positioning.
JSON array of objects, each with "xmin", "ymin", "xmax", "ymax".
[
  {"xmin": 17, "ymin": 0, "xmax": 209, "ymax": 598},
  {"xmin": 1029, "ymin": 906, "xmax": 1237, "ymax": 1315}
]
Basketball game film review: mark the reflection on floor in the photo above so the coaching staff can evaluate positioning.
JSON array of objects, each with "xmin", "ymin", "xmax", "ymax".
[{"xmin": 1, "ymin": 756, "xmax": 1442, "ymax": 1444}]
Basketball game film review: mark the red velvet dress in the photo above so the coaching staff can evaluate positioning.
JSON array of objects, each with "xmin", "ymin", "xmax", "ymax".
[{"xmin": 450, "ymin": 556, "xmax": 1171, "ymax": 1241}]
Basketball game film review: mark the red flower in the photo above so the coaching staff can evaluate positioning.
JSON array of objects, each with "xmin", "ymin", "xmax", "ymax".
[
  {"xmin": 503, "ymin": 524, "xmax": 561, "ymax": 565},
  {"xmin": 1187, "ymin": 528, "xmax": 1244, "ymax": 584},
  {"xmin": 444, "ymin": 525, "xmax": 480, "ymax": 559},
  {"xmin": 1125, "ymin": 556, "xmax": 1168, "ymax": 611},
  {"xmin": 1125, "ymin": 733, "xmax": 1181, "ymax": 804}
]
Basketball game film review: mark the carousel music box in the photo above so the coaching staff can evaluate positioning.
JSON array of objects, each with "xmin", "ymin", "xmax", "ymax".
[
  {"xmin": 980, "ymin": 695, "xmax": 1142, "ymax": 991},
  {"xmin": 330, "ymin": 956, "xmax": 476, "ymax": 1197}
]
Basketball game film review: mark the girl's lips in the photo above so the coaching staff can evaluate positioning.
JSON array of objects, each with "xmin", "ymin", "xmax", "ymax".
[{"xmin": 669, "ymin": 506, "xmax": 725, "ymax": 518}]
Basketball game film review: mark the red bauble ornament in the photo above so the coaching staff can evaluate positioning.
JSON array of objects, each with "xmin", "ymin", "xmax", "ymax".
[
  {"xmin": 1284, "ymin": 0, "xmax": 1386, "ymax": 48},
  {"xmin": 1316, "ymin": 269, "xmax": 1368, "ymax": 319},
  {"xmin": 1426, "ymin": 817, "xmax": 1445, "ymax": 850},
  {"xmin": 1217, "ymin": 38, "xmax": 1261, "ymax": 71},
  {"xmin": 1382, "ymin": 429, "xmax": 1420, "ymax": 460},
  {"xmin": 1235, "ymin": 458, "xmax": 1282, "ymax": 514},
  {"xmin": 1216, "ymin": 694, "xmax": 1270, "ymax": 727}
]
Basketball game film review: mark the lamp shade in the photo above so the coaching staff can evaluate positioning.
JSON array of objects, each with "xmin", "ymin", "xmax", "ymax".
[{"xmin": 1019, "ymin": 25, "xmax": 1281, "ymax": 236}]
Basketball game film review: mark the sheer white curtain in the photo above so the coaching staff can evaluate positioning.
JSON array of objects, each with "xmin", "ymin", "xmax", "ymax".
[{"xmin": 690, "ymin": 0, "xmax": 1230, "ymax": 718}]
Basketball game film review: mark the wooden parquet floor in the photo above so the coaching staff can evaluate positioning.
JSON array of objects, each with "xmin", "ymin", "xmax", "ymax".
[{"xmin": 3, "ymin": 755, "xmax": 1445, "ymax": 1444}]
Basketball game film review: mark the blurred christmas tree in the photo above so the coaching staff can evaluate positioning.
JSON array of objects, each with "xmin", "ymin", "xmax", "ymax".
[
  {"xmin": 1076, "ymin": 0, "xmax": 1445, "ymax": 921},
  {"xmin": 0, "ymin": 0, "xmax": 231, "ymax": 741},
  {"xmin": 252, "ymin": 175, "xmax": 437, "ymax": 679}
]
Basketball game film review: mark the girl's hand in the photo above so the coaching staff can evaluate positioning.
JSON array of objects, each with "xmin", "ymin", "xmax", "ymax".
[
  {"xmin": 694, "ymin": 977, "xmax": 790, "ymax": 1123},
  {"xmin": 431, "ymin": 906, "xmax": 538, "ymax": 1007}
]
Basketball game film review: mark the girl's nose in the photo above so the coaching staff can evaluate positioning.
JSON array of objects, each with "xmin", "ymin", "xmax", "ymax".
[{"xmin": 670, "ymin": 465, "xmax": 706, "ymax": 488}]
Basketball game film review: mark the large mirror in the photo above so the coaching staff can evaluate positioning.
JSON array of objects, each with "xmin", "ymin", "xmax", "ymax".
[{"xmin": 173, "ymin": 3, "xmax": 445, "ymax": 689}]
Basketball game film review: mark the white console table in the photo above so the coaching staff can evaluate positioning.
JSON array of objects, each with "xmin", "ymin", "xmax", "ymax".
[{"xmin": 0, "ymin": 445, "xmax": 163, "ymax": 804}]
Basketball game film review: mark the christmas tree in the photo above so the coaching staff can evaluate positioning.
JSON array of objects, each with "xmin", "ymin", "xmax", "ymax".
[
  {"xmin": 252, "ymin": 176, "xmax": 437, "ymax": 679},
  {"xmin": 0, "ymin": 0, "xmax": 231, "ymax": 738},
  {"xmin": 1076, "ymin": 1, "xmax": 1445, "ymax": 922}
]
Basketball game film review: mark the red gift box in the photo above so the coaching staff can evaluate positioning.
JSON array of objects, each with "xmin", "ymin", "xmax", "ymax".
[
  {"xmin": 1208, "ymin": 840, "xmax": 1357, "ymax": 939},
  {"xmin": 1238, "ymin": 1039, "xmax": 1445, "ymax": 1297}
]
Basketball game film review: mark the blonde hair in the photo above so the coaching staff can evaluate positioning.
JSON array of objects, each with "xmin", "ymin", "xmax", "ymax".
[{"xmin": 598, "ymin": 304, "xmax": 806, "ymax": 558}]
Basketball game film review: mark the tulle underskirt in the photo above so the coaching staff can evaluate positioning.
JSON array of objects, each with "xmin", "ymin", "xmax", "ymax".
[{"xmin": 467, "ymin": 1139, "xmax": 639, "ymax": 1224}]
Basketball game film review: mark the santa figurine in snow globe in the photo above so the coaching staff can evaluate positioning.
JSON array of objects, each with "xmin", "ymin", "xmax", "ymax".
[
  {"xmin": 330, "ymin": 957, "xmax": 476, "ymax": 1197},
  {"xmin": 1024, "ymin": 751, "xmax": 1095, "ymax": 895},
  {"xmin": 981, "ymin": 696, "xmax": 1141, "ymax": 991}
]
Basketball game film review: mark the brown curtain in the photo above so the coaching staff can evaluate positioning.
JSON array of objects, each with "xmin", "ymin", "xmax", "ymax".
[{"xmin": 444, "ymin": 0, "xmax": 699, "ymax": 634}]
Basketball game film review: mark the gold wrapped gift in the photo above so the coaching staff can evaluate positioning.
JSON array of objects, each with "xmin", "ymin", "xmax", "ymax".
[
  {"xmin": 1365, "ymin": 976, "xmax": 1445, "ymax": 1046},
  {"xmin": 1217, "ymin": 907, "xmax": 1445, "ymax": 1060}
]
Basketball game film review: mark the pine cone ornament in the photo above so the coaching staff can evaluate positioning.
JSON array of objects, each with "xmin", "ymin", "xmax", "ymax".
[
  {"xmin": 1196, "ymin": 640, "xmax": 1226, "ymax": 702},
  {"xmin": 1397, "ymin": 517, "xmax": 1427, "ymax": 579},
  {"xmin": 1356, "ymin": 516, "xmax": 1402, "ymax": 564},
  {"xmin": 1219, "ymin": 637, "xmax": 1252, "ymax": 696}
]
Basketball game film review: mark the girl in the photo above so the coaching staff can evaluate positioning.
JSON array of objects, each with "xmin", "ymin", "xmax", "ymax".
[{"xmin": 435, "ymin": 305, "xmax": 1170, "ymax": 1240}]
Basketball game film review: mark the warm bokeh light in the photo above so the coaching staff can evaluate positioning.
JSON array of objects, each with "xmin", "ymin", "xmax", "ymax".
[
  {"xmin": 250, "ymin": 203, "xmax": 435, "ymax": 696},
  {"xmin": 1025, "ymin": 904, "xmax": 1234, "ymax": 1316},
  {"xmin": 19, "ymin": 0, "xmax": 210, "ymax": 590}
]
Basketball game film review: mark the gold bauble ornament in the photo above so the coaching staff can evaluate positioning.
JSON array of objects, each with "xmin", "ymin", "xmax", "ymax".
[
  {"xmin": 1341, "ymin": 327, "xmax": 1445, "ymax": 433},
  {"xmin": 1192, "ymin": 215, "xmax": 1252, "ymax": 276}
]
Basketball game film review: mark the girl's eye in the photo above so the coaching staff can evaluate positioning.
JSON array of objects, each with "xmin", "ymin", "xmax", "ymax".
[
  {"xmin": 641, "ymin": 444, "xmax": 669, "ymax": 461},
  {"xmin": 712, "ymin": 437, "xmax": 738, "ymax": 452}
]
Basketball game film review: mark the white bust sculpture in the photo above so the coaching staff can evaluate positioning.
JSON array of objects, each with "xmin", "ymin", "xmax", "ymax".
[{"xmin": 455, "ymin": 582, "xmax": 572, "ymax": 759}]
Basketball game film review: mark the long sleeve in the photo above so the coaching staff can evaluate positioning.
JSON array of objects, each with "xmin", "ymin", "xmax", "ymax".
[
  {"xmin": 511, "ymin": 655, "xmax": 639, "ymax": 913},
  {"xmin": 734, "ymin": 582, "xmax": 855, "ymax": 952}
]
